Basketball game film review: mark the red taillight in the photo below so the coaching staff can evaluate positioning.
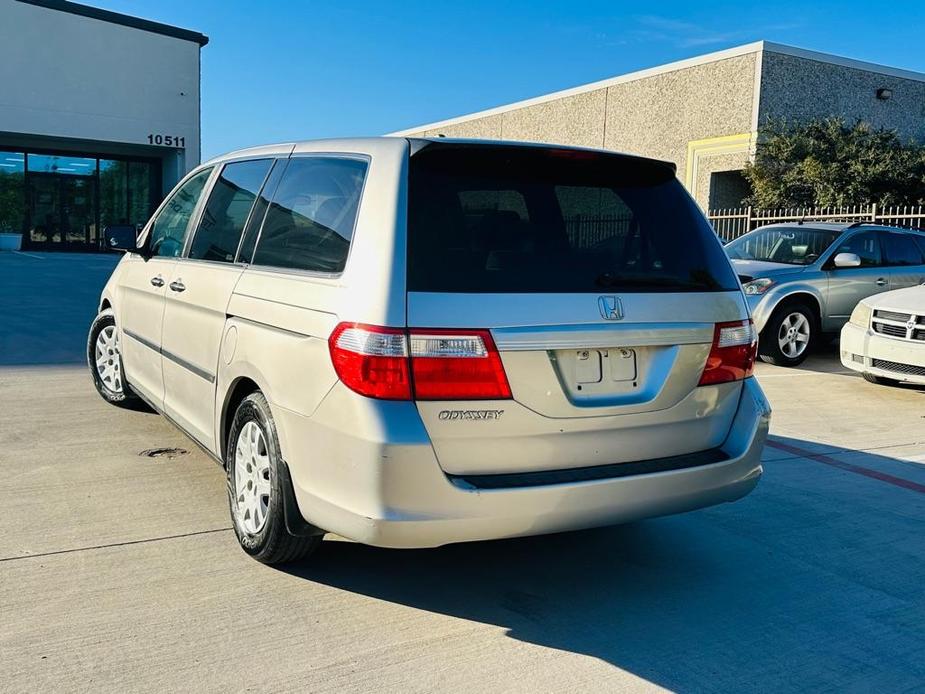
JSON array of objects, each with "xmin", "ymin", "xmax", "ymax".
[
  {"xmin": 329, "ymin": 324, "xmax": 512, "ymax": 401},
  {"xmin": 329, "ymin": 323, "xmax": 412, "ymax": 400},
  {"xmin": 409, "ymin": 329, "xmax": 511, "ymax": 400},
  {"xmin": 698, "ymin": 319, "xmax": 758, "ymax": 386}
]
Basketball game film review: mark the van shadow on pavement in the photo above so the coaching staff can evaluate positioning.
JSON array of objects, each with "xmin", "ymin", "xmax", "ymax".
[
  {"xmin": 0, "ymin": 252, "xmax": 119, "ymax": 366},
  {"xmin": 281, "ymin": 437, "xmax": 925, "ymax": 692}
]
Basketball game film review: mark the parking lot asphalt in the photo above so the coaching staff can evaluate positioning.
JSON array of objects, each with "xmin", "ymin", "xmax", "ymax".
[{"xmin": 1, "ymin": 252, "xmax": 924, "ymax": 693}]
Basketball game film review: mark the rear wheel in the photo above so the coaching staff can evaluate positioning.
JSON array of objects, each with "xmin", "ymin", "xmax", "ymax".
[
  {"xmin": 226, "ymin": 391, "xmax": 322, "ymax": 564},
  {"xmin": 863, "ymin": 372, "xmax": 900, "ymax": 386},
  {"xmin": 758, "ymin": 303, "xmax": 816, "ymax": 366},
  {"xmin": 87, "ymin": 309, "xmax": 144, "ymax": 408}
]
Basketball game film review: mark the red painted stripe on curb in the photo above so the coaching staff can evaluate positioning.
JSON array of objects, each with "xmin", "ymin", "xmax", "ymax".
[{"xmin": 766, "ymin": 440, "xmax": 925, "ymax": 494}]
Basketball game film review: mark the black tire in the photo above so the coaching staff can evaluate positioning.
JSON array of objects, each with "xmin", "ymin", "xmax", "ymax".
[
  {"xmin": 863, "ymin": 372, "xmax": 900, "ymax": 386},
  {"xmin": 226, "ymin": 392, "xmax": 322, "ymax": 564},
  {"xmin": 758, "ymin": 302, "xmax": 817, "ymax": 367},
  {"xmin": 87, "ymin": 309, "xmax": 145, "ymax": 409}
]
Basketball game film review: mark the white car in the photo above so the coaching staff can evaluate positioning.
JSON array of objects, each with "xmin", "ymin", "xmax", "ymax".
[{"xmin": 841, "ymin": 284, "xmax": 925, "ymax": 386}]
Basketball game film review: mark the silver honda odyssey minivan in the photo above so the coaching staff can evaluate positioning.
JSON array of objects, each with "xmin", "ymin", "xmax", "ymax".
[{"xmin": 89, "ymin": 138, "xmax": 770, "ymax": 564}]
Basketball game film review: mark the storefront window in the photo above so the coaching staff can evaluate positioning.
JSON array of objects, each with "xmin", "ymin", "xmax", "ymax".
[
  {"xmin": 99, "ymin": 159, "xmax": 129, "ymax": 230},
  {"xmin": 0, "ymin": 152, "xmax": 25, "ymax": 234},
  {"xmin": 128, "ymin": 161, "xmax": 154, "ymax": 230},
  {"xmin": 10, "ymin": 150, "xmax": 161, "ymax": 250},
  {"xmin": 27, "ymin": 154, "xmax": 97, "ymax": 176}
]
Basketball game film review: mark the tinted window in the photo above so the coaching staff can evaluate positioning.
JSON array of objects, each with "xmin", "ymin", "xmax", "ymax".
[
  {"xmin": 188, "ymin": 159, "xmax": 272, "ymax": 263},
  {"xmin": 148, "ymin": 168, "xmax": 212, "ymax": 257},
  {"xmin": 252, "ymin": 157, "xmax": 367, "ymax": 273},
  {"xmin": 237, "ymin": 159, "xmax": 285, "ymax": 264},
  {"xmin": 407, "ymin": 145, "xmax": 739, "ymax": 293},
  {"xmin": 914, "ymin": 234, "xmax": 925, "ymax": 259},
  {"xmin": 833, "ymin": 231, "xmax": 881, "ymax": 267},
  {"xmin": 882, "ymin": 232, "xmax": 924, "ymax": 266}
]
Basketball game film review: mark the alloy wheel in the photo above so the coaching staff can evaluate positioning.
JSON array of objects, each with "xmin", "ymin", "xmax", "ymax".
[{"xmin": 777, "ymin": 311, "xmax": 811, "ymax": 359}]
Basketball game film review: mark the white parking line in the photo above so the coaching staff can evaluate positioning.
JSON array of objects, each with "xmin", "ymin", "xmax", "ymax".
[{"xmin": 757, "ymin": 370, "xmax": 857, "ymax": 378}]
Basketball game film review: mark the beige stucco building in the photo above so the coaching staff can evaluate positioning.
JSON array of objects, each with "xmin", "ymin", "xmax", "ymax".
[{"xmin": 391, "ymin": 42, "xmax": 925, "ymax": 210}]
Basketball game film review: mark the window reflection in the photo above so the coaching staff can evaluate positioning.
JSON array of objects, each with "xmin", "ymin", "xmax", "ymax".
[
  {"xmin": 1, "ymin": 150, "xmax": 160, "ymax": 250},
  {"xmin": 128, "ymin": 161, "xmax": 153, "ymax": 231},
  {"xmin": 100, "ymin": 159, "xmax": 129, "ymax": 230},
  {"xmin": 27, "ymin": 154, "xmax": 97, "ymax": 176},
  {"xmin": 0, "ymin": 151, "xmax": 25, "ymax": 234}
]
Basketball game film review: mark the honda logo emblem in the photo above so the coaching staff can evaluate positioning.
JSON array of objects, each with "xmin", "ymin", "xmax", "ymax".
[{"xmin": 598, "ymin": 296, "xmax": 624, "ymax": 321}]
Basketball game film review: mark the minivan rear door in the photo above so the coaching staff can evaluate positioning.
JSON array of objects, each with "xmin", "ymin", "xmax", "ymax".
[{"xmin": 405, "ymin": 142, "xmax": 749, "ymax": 477}]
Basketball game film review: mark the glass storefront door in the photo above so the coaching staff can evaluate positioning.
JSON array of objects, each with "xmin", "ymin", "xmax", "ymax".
[
  {"xmin": 63, "ymin": 175, "xmax": 97, "ymax": 247},
  {"xmin": 28, "ymin": 174, "xmax": 62, "ymax": 245},
  {"xmin": 28, "ymin": 172, "xmax": 98, "ymax": 249},
  {"xmin": 0, "ymin": 149, "xmax": 161, "ymax": 251}
]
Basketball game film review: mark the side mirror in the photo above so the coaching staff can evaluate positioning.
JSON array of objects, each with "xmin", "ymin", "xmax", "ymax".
[
  {"xmin": 104, "ymin": 225, "xmax": 139, "ymax": 253},
  {"xmin": 833, "ymin": 252, "xmax": 861, "ymax": 268}
]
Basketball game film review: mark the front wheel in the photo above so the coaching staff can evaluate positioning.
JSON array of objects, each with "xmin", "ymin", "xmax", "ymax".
[
  {"xmin": 227, "ymin": 391, "xmax": 322, "ymax": 564},
  {"xmin": 87, "ymin": 309, "xmax": 144, "ymax": 408},
  {"xmin": 863, "ymin": 372, "xmax": 900, "ymax": 386},
  {"xmin": 758, "ymin": 303, "xmax": 816, "ymax": 366}
]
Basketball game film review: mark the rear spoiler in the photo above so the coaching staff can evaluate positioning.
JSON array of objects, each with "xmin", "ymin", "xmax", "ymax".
[{"xmin": 406, "ymin": 137, "xmax": 677, "ymax": 174}]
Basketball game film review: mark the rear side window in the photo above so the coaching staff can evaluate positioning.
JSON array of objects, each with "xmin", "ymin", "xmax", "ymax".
[
  {"xmin": 914, "ymin": 234, "xmax": 925, "ymax": 258},
  {"xmin": 882, "ymin": 232, "xmax": 924, "ymax": 266},
  {"xmin": 407, "ymin": 145, "xmax": 739, "ymax": 293},
  {"xmin": 188, "ymin": 159, "xmax": 273, "ymax": 263},
  {"xmin": 237, "ymin": 159, "xmax": 286, "ymax": 264},
  {"xmin": 252, "ymin": 156, "xmax": 368, "ymax": 273}
]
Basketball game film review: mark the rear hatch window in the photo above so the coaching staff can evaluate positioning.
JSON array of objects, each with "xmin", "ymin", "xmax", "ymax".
[{"xmin": 407, "ymin": 143, "xmax": 739, "ymax": 293}]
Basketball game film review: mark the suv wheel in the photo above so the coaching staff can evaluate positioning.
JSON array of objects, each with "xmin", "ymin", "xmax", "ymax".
[
  {"xmin": 87, "ymin": 309, "xmax": 144, "ymax": 408},
  {"xmin": 226, "ymin": 391, "xmax": 322, "ymax": 564},
  {"xmin": 758, "ymin": 303, "xmax": 816, "ymax": 366},
  {"xmin": 863, "ymin": 372, "xmax": 900, "ymax": 386}
]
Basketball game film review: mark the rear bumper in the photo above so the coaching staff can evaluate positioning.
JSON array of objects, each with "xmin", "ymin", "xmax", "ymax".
[
  {"xmin": 840, "ymin": 322, "xmax": 925, "ymax": 385},
  {"xmin": 276, "ymin": 378, "xmax": 770, "ymax": 548}
]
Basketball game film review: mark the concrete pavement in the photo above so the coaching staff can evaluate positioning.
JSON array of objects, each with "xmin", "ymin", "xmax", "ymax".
[{"xmin": 1, "ymin": 252, "xmax": 924, "ymax": 692}]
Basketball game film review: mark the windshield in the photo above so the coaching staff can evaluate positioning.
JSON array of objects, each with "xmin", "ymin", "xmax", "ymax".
[
  {"xmin": 725, "ymin": 226, "xmax": 839, "ymax": 265},
  {"xmin": 407, "ymin": 144, "xmax": 740, "ymax": 293}
]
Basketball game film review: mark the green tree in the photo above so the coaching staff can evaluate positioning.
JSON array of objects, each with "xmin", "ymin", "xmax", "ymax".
[
  {"xmin": 0, "ymin": 170, "xmax": 25, "ymax": 233},
  {"xmin": 743, "ymin": 118, "xmax": 925, "ymax": 208}
]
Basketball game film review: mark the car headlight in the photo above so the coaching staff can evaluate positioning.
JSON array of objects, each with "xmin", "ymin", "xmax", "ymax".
[
  {"xmin": 849, "ymin": 302, "xmax": 872, "ymax": 328},
  {"xmin": 742, "ymin": 278, "xmax": 775, "ymax": 295}
]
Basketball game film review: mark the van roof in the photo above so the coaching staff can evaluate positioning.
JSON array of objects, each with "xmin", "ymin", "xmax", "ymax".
[{"xmin": 203, "ymin": 137, "xmax": 676, "ymax": 171}]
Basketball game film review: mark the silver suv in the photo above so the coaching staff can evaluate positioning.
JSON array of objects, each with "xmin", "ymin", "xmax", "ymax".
[
  {"xmin": 726, "ymin": 223, "xmax": 925, "ymax": 365},
  {"xmin": 89, "ymin": 138, "xmax": 769, "ymax": 564}
]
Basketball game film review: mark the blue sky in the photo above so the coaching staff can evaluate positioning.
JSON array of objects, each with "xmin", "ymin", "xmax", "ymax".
[{"xmin": 96, "ymin": 1, "xmax": 925, "ymax": 159}]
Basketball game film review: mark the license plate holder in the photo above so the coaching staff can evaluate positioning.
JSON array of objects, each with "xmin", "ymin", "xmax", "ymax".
[{"xmin": 607, "ymin": 348, "xmax": 637, "ymax": 382}]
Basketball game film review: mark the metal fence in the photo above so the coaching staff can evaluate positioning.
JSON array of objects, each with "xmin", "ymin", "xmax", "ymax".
[
  {"xmin": 708, "ymin": 204, "xmax": 925, "ymax": 241},
  {"xmin": 564, "ymin": 214, "xmax": 633, "ymax": 247}
]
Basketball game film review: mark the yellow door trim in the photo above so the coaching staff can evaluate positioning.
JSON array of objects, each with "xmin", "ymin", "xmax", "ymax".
[{"xmin": 685, "ymin": 132, "xmax": 754, "ymax": 191}]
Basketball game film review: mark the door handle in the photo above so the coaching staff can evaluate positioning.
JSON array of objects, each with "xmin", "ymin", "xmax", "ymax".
[
  {"xmin": 150, "ymin": 276, "xmax": 164, "ymax": 287},
  {"xmin": 169, "ymin": 280, "xmax": 186, "ymax": 293},
  {"xmin": 875, "ymin": 278, "xmax": 887, "ymax": 287}
]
